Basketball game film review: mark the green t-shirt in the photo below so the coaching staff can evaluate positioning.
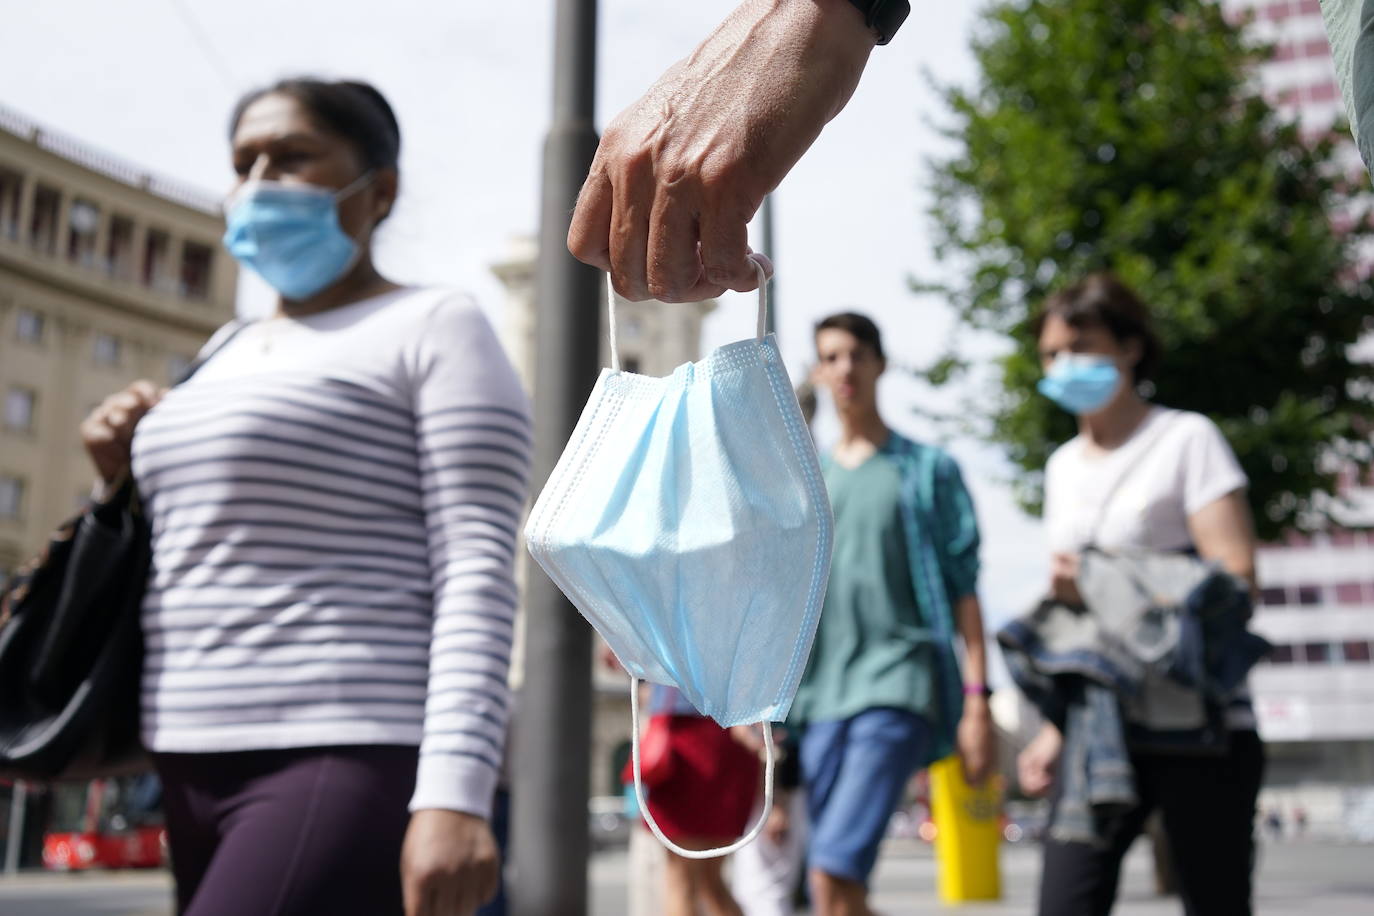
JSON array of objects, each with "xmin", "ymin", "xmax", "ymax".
[{"xmin": 789, "ymin": 452, "xmax": 937, "ymax": 725}]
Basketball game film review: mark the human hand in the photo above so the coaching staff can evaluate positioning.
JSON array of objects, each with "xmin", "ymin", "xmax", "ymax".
[
  {"xmin": 568, "ymin": 0, "xmax": 875, "ymax": 302},
  {"xmin": 763, "ymin": 791, "xmax": 791, "ymax": 846},
  {"xmin": 956, "ymin": 697, "xmax": 996, "ymax": 785},
  {"xmin": 1050, "ymin": 552, "xmax": 1083, "ymax": 605},
  {"xmin": 80, "ymin": 381, "xmax": 166, "ymax": 485},
  {"xmin": 401, "ymin": 809, "xmax": 500, "ymax": 916},
  {"xmin": 1017, "ymin": 722, "xmax": 1063, "ymax": 798},
  {"xmin": 729, "ymin": 723, "xmax": 785, "ymax": 760},
  {"xmin": 599, "ymin": 641, "xmax": 625, "ymax": 673}
]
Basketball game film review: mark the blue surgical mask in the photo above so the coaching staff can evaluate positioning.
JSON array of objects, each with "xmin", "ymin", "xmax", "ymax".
[
  {"xmin": 222, "ymin": 174, "xmax": 372, "ymax": 300},
  {"xmin": 1038, "ymin": 352, "xmax": 1122, "ymax": 415},
  {"xmin": 525, "ymin": 260, "xmax": 833, "ymax": 859}
]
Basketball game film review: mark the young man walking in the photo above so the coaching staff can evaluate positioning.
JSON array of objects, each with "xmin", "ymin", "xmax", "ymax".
[{"xmin": 790, "ymin": 312, "xmax": 996, "ymax": 916}]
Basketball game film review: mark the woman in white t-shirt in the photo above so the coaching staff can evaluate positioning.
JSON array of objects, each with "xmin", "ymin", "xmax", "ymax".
[{"xmin": 1015, "ymin": 274, "xmax": 1264, "ymax": 916}]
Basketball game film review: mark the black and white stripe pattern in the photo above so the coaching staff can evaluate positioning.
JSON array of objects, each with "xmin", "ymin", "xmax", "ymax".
[{"xmin": 131, "ymin": 289, "xmax": 530, "ymax": 817}]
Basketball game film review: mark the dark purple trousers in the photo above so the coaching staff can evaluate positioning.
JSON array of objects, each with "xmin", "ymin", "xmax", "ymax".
[{"xmin": 154, "ymin": 745, "xmax": 417, "ymax": 916}]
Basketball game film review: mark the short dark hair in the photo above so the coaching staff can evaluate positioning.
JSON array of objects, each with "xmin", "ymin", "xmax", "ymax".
[
  {"xmin": 229, "ymin": 78, "xmax": 401, "ymax": 173},
  {"xmin": 815, "ymin": 311, "xmax": 885, "ymax": 361},
  {"xmin": 1031, "ymin": 273, "xmax": 1162, "ymax": 382}
]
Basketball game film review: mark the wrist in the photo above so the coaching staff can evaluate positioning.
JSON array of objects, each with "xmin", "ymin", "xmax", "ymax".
[
  {"xmin": 962, "ymin": 688, "xmax": 992, "ymax": 717},
  {"xmin": 834, "ymin": 0, "xmax": 909, "ymax": 45},
  {"xmin": 809, "ymin": 0, "xmax": 880, "ymax": 50}
]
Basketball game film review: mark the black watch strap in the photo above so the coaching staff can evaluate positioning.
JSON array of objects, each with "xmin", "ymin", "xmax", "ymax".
[{"xmin": 846, "ymin": 0, "xmax": 911, "ymax": 46}]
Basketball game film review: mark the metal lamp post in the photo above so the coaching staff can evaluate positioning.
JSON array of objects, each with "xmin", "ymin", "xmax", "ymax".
[{"xmin": 509, "ymin": 1, "xmax": 602, "ymax": 913}]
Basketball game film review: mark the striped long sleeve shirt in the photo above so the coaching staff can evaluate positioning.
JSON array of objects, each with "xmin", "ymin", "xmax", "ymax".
[{"xmin": 130, "ymin": 287, "xmax": 531, "ymax": 818}]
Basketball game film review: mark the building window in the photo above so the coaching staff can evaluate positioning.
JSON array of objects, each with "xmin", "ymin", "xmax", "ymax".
[
  {"xmin": 93, "ymin": 332, "xmax": 122, "ymax": 367},
  {"xmin": 3, "ymin": 388, "xmax": 35, "ymax": 432},
  {"xmin": 1294, "ymin": 584, "xmax": 1322, "ymax": 606},
  {"xmin": 15, "ymin": 308, "xmax": 44, "ymax": 344},
  {"xmin": 1343, "ymin": 641, "xmax": 1373, "ymax": 663},
  {"xmin": 1301, "ymin": 642, "xmax": 1331, "ymax": 664},
  {"xmin": 29, "ymin": 183, "xmax": 61, "ymax": 255},
  {"xmin": 1259, "ymin": 586, "xmax": 1288, "ymax": 607},
  {"xmin": 106, "ymin": 214, "xmax": 136, "ymax": 279},
  {"xmin": 66, "ymin": 198, "xmax": 101, "ymax": 266},
  {"xmin": 180, "ymin": 242, "xmax": 213, "ymax": 300},
  {"xmin": 0, "ymin": 167, "xmax": 22, "ymax": 240},
  {"xmin": 143, "ymin": 228, "xmax": 171, "ymax": 291},
  {"xmin": 1334, "ymin": 582, "xmax": 1369, "ymax": 604},
  {"xmin": 0, "ymin": 476, "xmax": 24, "ymax": 520},
  {"xmin": 1267, "ymin": 644, "xmax": 1295, "ymax": 665}
]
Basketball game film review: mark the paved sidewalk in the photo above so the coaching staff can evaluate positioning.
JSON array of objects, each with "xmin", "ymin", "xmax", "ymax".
[
  {"xmin": 1, "ymin": 837, "xmax": 1369, "ymax": 914},
  {"xmin": 591, "ymin": 837, "xmax": 1374, "ymax": 915}
]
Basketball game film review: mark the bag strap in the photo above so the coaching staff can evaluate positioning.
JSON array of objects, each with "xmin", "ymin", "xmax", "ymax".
[
  {"xmin": 629, "ymin": 675, "xmax": 775, "ymax": 860},
  {"xmin": 175, "ymin": 319, "xmax": 247, "ymax": 385},
  {"xmin": 1086, "ymin": 409, "xmax": 1179, "ymax": 547}
]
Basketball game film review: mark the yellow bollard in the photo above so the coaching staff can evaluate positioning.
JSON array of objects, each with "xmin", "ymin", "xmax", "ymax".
[{"xmin": 929, "ymin": 755, "xmax": 1002, "ymax": 903}]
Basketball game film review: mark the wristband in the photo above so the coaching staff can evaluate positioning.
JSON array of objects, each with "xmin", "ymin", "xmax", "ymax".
[
  {"xmin": 845, "ymin": 0, "xmax": 911, "ymax": 46},
  {"xmin": 963, "ymin": 683, "xmax": 993, "ymax": 698}
]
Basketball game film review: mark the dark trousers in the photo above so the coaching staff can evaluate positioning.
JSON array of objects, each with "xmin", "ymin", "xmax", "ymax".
[
  {"xmin": 155, "ymin": 745, "xmax": 418, "ymax": 916},
  {"xmin": 1038, "ymin": 730, "xmax": 1264, "ymax": 916}
]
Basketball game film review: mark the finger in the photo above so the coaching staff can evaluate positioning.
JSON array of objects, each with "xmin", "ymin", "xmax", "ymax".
[
  {"xmin": 107, "ymin": 391, "xmax": 141, "ymax": 415},
  {"xmin": 646, "ymin": 183, "xmax": 705, "ymax": 302},
  {"xmin": 698, "ymin": 202, "xmax": 757, "ymax": 293},
  {"xmin": 568, "ymin": 165, "xmax": 614, "ymax": 272},
  {"xmin": 105, "ymin": 408, "xmax": 130, "ymax": 433},
  {"xmin": 437, "ymin": 879, "xmax": 467, "ymax": 916},
  {"xmin": 401, "ymin": 868, "xmax": 423, "ymax": 916},
  {"xmin": 128, "ymin": 379, "xmax": 161, "ymax": 405},
  {"xmin": 80, "ymin": 416, "xmax": 115, "ymax": 444},
  {"xmin": 481, "ymin": 861, "xmax": 501, "ymax": 905},
  {"xmin": 607, "ymin": 155, "xmax": 655, "ymax": 302}
]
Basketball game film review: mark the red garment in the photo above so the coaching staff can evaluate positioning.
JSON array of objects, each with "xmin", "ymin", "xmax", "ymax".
[{"xmin": 624, "ymin": 715, "xmax": 760, "ymax": 843}]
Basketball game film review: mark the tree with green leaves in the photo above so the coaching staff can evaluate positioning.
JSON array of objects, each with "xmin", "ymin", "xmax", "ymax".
[{"xmin": 925, "ymin": 0, "xmax": 1374, "ymax": 539}]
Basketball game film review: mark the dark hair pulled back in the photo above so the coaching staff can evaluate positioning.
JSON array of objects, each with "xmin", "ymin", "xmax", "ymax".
[{"xmin": 229, "ymin": 77, "xmax": 401, "ymax": 172}]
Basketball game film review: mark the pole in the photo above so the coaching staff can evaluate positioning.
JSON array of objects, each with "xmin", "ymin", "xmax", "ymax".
[
  {"xmin": 4, "ymin": 781, "xmax": 26, "ymax": 874},
  {"xmin": 510, "ymin": 1, "xmax": 600, "ymax": 913},
  {"xmin": 760, "ymin": 194, "xmax": 777, "ymax": 335}
]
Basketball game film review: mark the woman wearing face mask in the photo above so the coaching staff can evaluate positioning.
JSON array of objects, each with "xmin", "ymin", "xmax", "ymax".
[
  {"xmin": 1015, "ymin": 273, "xmax": 1264, "ymax": 916},
  {"xmin": 78, "ymin": 79, "xmax": 529, "ymax": 916}
]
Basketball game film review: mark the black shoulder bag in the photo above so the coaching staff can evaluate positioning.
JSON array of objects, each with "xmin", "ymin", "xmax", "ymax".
[{"xmin": 0, "ymin": 322, "xmax": 244, "ymax": 779}]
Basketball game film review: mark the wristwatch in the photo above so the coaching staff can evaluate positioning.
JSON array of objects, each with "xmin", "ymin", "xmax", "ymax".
[{"xmin": 845, "ymin": 0, "xmax": 911, "ymax": 46}]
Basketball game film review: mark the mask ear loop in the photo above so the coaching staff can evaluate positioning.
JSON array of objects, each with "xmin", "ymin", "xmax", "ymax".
[
  {"xmin": 606, "ymin": 255, "xmax": 771, "ymax": 373},
  {"xmin": 333, "ymin": 170, "xmax": 376, "ymax": 202},
  {"xmin": 629, "ymin": 675, "xmax": 775, "ymax": 860}
]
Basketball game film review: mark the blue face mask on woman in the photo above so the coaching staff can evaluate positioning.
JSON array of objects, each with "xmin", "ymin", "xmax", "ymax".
[
  {"xmin": 222, "ymin": 173, "xmax": 373, "ymax": 300},
  {"xmin": 1038, "ymin": 352, "xmax": 1122, "ymax": 415}
]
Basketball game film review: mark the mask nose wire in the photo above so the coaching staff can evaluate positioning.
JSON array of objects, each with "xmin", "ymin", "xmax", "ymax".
[{"xmin": 607, "ymin": 255, "xmax": 770, "ymax": 374}]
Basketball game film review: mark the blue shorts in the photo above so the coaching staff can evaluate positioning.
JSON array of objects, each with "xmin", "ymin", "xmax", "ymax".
[{"xmin": 800, "ymin": 707, "xmax": 931, "ymax": 884}]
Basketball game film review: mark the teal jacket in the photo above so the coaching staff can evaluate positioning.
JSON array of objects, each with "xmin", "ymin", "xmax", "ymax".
[{"xmin": 877, "ymin": 432, "xmax": 982, "ymax": 768}]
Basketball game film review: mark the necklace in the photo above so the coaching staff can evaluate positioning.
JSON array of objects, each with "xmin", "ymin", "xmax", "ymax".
[{"xmin": 256, "ymin": 316, "xmax": 291, "ymax": 355}]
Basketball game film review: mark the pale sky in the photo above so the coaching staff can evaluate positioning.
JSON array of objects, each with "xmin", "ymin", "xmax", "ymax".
[{"xmin": 3, "ymin": 1, "xmax": 1049, "ymax": 638}]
